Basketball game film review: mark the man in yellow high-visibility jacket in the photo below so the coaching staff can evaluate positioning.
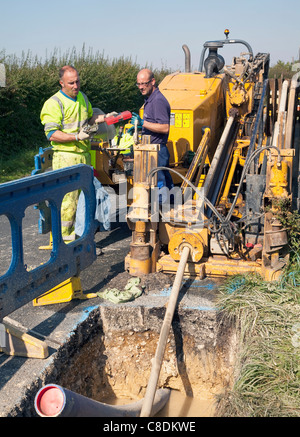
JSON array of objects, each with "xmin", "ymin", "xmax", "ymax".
[{"xmin": 41, "ymin": 65, "xmax": 115, "ymax": 241}]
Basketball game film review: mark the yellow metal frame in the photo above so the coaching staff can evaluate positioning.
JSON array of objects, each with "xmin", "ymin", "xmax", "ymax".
[{"xmin": 157, "ymin": 254, "xmax": 262, "ymax": 279}]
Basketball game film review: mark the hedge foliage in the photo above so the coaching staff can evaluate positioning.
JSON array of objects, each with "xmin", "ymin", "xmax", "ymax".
[
  {"xmin": 2, "ymin": 47, "xmax": 293, "ymax": 164},
  {"xmin": 0, "ymin": 47, "xmax": 171, "ymax": 160}
]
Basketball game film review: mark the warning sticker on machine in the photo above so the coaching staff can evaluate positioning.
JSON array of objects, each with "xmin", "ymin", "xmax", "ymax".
[
  {"xmin": 170, "ymin": 113, "xmax": 175, "ymax": 125},
  {"xmin": 183, "ymin": 114, "xmax": 190, "ymax": 127},
  {"xmin": 173, "ymin": 113, "xmax": 190, "ymax": 128},
  {"xmin": 175, "ymin": 113, "xmax": 182, "ymax": 127}
]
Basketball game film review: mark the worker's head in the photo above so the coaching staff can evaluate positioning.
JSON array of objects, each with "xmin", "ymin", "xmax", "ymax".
[
  {"xmin": 136, "ymin": 69, "xmax": 156, "ymax": 97},
  {"xmin": 59, "ymin": 65, "xmax": 80, "ymax": 99}
]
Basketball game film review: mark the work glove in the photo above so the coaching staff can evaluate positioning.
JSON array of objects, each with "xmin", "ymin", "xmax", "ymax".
[
  {"xmin": 131, "ymin": 112, "xmax": 144, "ymax": 127},
  {"xmin": 77, "ymin": 128, "xmax": 91, "ymax": 141},
  {"xmin": 105, "ymin": 111, "xmax": 118, "ymax": 118},
  {"xmin": 127, "ymin": 126, "xmax": 134, "ymax": 135},
  {"xmin": 94, "ymin": 114, "xmax": 106, "ymax": 124}
]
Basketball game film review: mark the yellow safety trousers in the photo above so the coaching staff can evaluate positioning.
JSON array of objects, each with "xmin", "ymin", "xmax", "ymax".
[{"xmin": 53, "ymin": 151, "xmax": 91, "ymax": 240}]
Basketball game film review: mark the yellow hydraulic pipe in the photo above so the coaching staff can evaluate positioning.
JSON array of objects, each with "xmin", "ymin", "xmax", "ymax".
[
  {"xmin": 220, "ymin": 147, "xmax": 240, "ymax": 204},
  {"xmin": 181, "ymin": 128, "xmax": 210, "ymax": 195}
]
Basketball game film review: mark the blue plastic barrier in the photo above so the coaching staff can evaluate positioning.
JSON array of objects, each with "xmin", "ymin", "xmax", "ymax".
[
  {"xmin": 32, "ymin": 147, "xmax": 54, "ymax": 234},
  {"xmin": 32, "ymin": 146, "xmax": 53, "ymax": 176},
  {"xmin": 0, "ymin": 164, "xmax": 97, "ymax": 320}
]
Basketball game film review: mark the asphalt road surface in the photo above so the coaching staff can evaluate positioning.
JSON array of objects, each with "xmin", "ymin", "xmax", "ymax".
[{"xmin": 0, "ymin": 198, "xmax": 221, "ymax": 417}]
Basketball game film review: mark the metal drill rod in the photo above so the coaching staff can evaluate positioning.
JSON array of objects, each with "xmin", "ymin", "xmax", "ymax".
[{"xmin": 140, "ymin": 245, "xmax": 190, "ymax": 417}]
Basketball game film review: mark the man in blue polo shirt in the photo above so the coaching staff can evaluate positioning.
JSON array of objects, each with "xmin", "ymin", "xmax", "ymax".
[{"xmin": 132, "ymin": 69, "xmax": 174, "ymax": 192}]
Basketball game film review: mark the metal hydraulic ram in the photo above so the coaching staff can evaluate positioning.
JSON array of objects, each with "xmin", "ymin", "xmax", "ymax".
[{"xmin": 0, "ymin": 165, "xmax": 97, "ymax": 320}]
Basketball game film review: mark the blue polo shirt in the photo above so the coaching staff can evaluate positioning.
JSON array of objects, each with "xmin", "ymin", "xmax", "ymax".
[{"xmin": 142, "ymin": 87, "xmax": 170, "ymax": 144}]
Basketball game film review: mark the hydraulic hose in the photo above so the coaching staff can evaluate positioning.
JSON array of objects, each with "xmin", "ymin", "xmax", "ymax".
[
  {"xmin": 147, "ymin": 166, "xmax": 225, "ymax": 224},
  {"xmin": 148, "ymin": 143, "xmax": 282, "ymax": 235},
  {"xmin": 225, "ymin": 144, "xmax": 282, "ymax": 222}
]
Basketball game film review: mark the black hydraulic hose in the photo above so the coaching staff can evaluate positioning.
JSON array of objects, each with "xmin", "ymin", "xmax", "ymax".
[
  {"xmin": 225, "ymin": 144, "xmax": 281, "ymax": 222},
  {"xmin": 147, "ymin": 142, "xmax": 282, "ymax": 236},
  {"xmin": 147, "ymin": 166, "xmax": 225, "ymax": 224},
  {"xmin": 245, "ymin": 79, "xmax": 269, "ymax": 164}
]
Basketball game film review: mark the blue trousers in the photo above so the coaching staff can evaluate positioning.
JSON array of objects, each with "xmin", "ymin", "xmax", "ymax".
[{"xmin": 157, "ymin": 144, "xmax": 174, "ymax": 189}]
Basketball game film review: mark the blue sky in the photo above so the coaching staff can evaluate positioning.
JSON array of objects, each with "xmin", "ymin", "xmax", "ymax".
[{"xmin": 1, "ymin": 0, "xmax": 299, "ymax": 71}]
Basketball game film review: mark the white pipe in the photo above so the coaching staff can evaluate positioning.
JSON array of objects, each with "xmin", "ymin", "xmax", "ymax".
[
  {"xmin": 134, "ymin": 119, "xmax": 139, "ymax": 144},
  {"xmin": 272, "ymin": 80, "xmax": 289, "ymax": 148},
  {"xmin": 279, "ymin": 80, "xmax": 289, "ymax": 113},
  {"xmin": 285, "ymin": 71, "xmax": 300, "ymax": 149}
]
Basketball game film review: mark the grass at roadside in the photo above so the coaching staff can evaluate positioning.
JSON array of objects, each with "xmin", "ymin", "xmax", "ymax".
[
  {"xmin": 0, "ymin": 148, "xmax": 37, "ymax": 183},
  {"xmin": 215, "ymin": 260, "xmax": 300, "ymax": 417}
]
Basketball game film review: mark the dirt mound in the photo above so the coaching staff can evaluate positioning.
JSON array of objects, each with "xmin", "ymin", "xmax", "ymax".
[{"xmin": 105, "ymin": 271, "xmax": 175, "ymax": 294}]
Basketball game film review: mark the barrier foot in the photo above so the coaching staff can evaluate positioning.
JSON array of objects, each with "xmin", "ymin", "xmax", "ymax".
[
  {"xmin": 39, "ymin": 232, "xmax": 53, "ymax": 250},
  {"xmin": 33, "ymin": 277, "xmax": 98, "ymax": 306},
  {"xmin": 0, "ymin": 322, "xmax": 49, "ymax": 359}
]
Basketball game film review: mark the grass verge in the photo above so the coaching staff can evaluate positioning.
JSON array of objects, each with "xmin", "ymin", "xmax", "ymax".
[
  {"xmin": 0, "ymin": 148, "xmax": 37, "ymax": 183},
  {"xmin": 215, "ymin": 259, "xmax": 300, "ymax": 417}
]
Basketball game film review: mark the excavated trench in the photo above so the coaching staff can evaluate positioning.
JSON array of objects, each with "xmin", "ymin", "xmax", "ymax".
[
  {"xmin": 58, "ymin": 326, "xmax": 235, "ymax": 417},
  {"xmin": 34, "ymin": 272, "xmax": 238, "ymax": 418}
]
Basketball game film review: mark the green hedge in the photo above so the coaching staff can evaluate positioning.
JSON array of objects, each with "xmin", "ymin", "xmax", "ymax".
[{"xmin": 0, "ymin": 47, "xmax": 171, "ymax": 160}]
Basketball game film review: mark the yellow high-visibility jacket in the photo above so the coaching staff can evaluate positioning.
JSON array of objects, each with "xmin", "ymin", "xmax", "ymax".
[
  {"xmin": 112, "ymin": 132, "xmax": 134, "ymax": 154},
  {"xmin": 40, "ymin": 90, "xmax": 93, "ymax": 153}
]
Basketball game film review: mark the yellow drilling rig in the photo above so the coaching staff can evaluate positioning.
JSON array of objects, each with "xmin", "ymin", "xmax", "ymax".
[{"xmin": 123, "ymin": 30, "xmax": 300, "ymax": 282}]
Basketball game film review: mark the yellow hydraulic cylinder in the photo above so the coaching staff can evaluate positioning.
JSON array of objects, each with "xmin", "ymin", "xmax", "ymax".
[
  {"xmin": 127, "ymin": 139, "xmax": 159, "ymax": 276},
  {"xmin": 129, "ymin": 221, "xmax": 151, "ymax": 276},
  {"xmin": 269, "ymin": 161, "xmax": 289, "ymax": 197},
  {"xmin": 220, "ymin": 147, "xmax": 241, "ymax": 205},
  {"xmin": 181, "ymin": 127, "xmax": 210, "ymax": 195}
]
